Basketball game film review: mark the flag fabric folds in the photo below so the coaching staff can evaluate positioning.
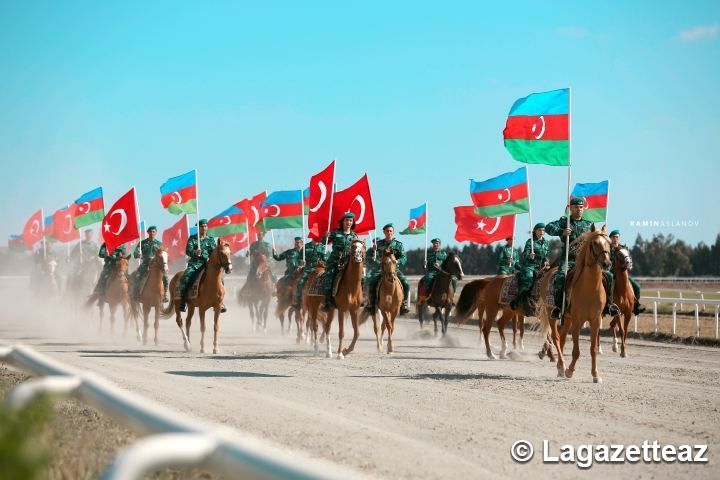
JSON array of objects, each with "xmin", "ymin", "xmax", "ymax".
[
  {"xmin": 73, "ymin": 187, "xmax": 105, "ymax": 228},
  {"xmin": 160, "ymin": 170, "xmax": 198, "ymax": 215},
  {"xmin": 102, "ymin": 188, "xmax": 140, "ymax": 253},
  {"xmin": 330, "ymin": 174, "xmax": 376, "ymax": 235},
  {"xmin": 22, "ymin": 209, "xmax": 44, "ymax": 250},
  {"xmin": 208, "ymin": 204, "xmax": 247, "ymax": 238},
  {"xmin": 307, "ymin": 161, "xmax": 335, "ymax": 240},
  {"xmin": 470, "ymin": 167, "xmax": 530, "ymax": 218},
  {"xmin": 162, "ymin": 215, "xmax": 189, "ymax": 263},
  {"xmin": 454, "ymin": 206, "xmax": 515, "ymax": 244},
  {"xmin": 400, "ymin": 203, "xmax": 427, "ymax": 235},
  {"xmin": 570, "ymin": 180, "xmax": 609, "ymax": 222},
  {"xmin": 261, "ymin": 190, "xmax": 304, "ymax": 230},
  {"xmin": 51, "ymin": 205, "xmax": 80, "ymax": 243}
]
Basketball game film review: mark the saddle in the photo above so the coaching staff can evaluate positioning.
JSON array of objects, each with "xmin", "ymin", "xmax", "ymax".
[
  {"xmin": 173, "ymin": 267, "xmax": 206, "ymax": 300},
  {"xmin": 532, "ymin": 269, "xmax": 557, "ymax": 307},
  {"xmin": 499, "ymin": 275, "xmax": 519, "ymax": 305},
  {"xmin": 306, "ymin": 272, "xmax": 325, "ymax": 297}
]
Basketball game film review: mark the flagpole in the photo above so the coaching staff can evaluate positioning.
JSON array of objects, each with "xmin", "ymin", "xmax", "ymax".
[
  {"xmin": 525, "ymin": 166, "xmax": 534, "ymax": 256},
  {"xmin": 605, "ymin": 180, "xmax": 611, "ymax": 228},
  {"xmin": 265, "ymin": 190, "xmax": 276, "ymax": 251},
  {"xmin": 194, "ymin": 169, "xmax": 200, "ymax": 247},
  {"xmin": 41, "ymin": 208, "xmax": 47, "ymax": 259},
  {"xmin": 510, "ymin": 214, "xmax": 517, "ymax": 266},
  {"xmin": 300, "ymin": 188, "xmax": 306, "ymax": 262},
  {"xmin": 78, "ymin": 228, "xmax": 84, "ymax": 265},
  {"xmin": 424, "ymin": 201, "xmax": 428, "ymax": 266},
  {"xmin": 134, "ymin": 187, "xmax": 143, "ymax": 262},
  {"xmin": 561, "ymin": 87, "xmax": 572, "ymax": 317},
  {"xmin": 373, "ymin": 229, "xmax": 378, "ymax": 261},
  {"xmin": 325, "ymin": 160, "xmax": 336, "ymax": 253}
]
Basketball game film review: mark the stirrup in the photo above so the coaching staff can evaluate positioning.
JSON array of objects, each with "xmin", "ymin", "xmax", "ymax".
[
  {"xmin": 220, "ymin": 304, "xmax": 227, "ymax": 313},
  {"xmin": 633, "ymin": 303, "xmax": 645, "ymax": 315},
  {"xmin": 607, "ymin": 303, "xmax": 620, "ymax": 317},
  {"xmin": 179, "ymin": 303, "xmax": 187, "ymax": 312},
  {"xmin": 550, "ymin": 306, "xmax": 561, "ymax": 320},
  {"xmin": 399, "ymin": 302, "xmax": 410, "ymax": 315}
]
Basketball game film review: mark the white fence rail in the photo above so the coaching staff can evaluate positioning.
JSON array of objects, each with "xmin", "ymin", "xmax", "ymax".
[
  {"xmin": 0, "ymin": 343, "xmax": 353, "ymax": 480},
  {"xmin": 637, "ymin": 296, "xmax": 720, "ymax": 338}
]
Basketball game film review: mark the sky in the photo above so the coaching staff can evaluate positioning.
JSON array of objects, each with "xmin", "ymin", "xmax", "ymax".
[{"xmin": 1, "ymin": 1, "xmax": 718, "ymax": 252}]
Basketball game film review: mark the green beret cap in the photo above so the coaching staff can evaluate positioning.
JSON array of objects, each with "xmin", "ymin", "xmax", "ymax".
[
  {"xmin": 341, "ymin": 212, "xmax": 355, "ymax": 220},
  {"xmin": 533, "ymin": 223, "xmax": 545, "ymax": 230},
  {"xmin": 198, "ymin": 219, "xmax": 209, "ymax": 226},
  {"xmin": 294, "ymin": 236, "xmax": 303, "ymax": 241},
  {"xmin": 431, "ymin": 238, "xmax": 441, "ymax": 243},
  {"xmin": 146, "ymin": 225, "xmax": 157, "ymax": 232},
  {"xmin": 382, "ymin": 223, "xmax": 394, "ymax": 230},
  {"xmin": 610, "ymin": 230, "xmax": 620, "ymax": 237},
  {"xmin": 569, "ymin": 197, "xmax": 585, "ymax": 206}
]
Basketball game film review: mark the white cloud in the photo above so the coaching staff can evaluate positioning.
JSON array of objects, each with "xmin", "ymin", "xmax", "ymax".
[{"xmin": 679, "ymin": 23, "xmax": 718, "ymax": 42}]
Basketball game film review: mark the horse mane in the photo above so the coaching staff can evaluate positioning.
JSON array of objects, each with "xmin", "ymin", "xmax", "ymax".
[{"xmin": 568, "ymin": 230, "xmax": 607, "ymax": 293}]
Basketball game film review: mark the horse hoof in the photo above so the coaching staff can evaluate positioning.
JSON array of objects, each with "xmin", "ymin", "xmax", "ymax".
[
  {"xmin": 200, "ymin": 348, "xmax": 205, "ymax": 354},
  {"xmin": 557, "ymin": 368, "xmax": 565, "ymax": 378},
  {"xmin": 538, "ymin": 350, "xmax": 546, "ymax": 360},
  {"xmin": 612, "ymin": 344, "xmax": 618, "ymax": 353},
  {"xmin": 593, "ymin": 377, "xmax": 602, "ymax": 384},
  {"xmin": 487, "ymin": 353, "xmax": 496, "ymax": 360},
  {"xmin": 565, "ymin": 369, "xmax": 574, "ymax": 378},
  {"xmin": 325, "ymin": 352, "xmax": 332, "ymax": 359},
  {"xmin": 184, "ymin": 344, "xmax": 191, "ymax": 352},
  {"xmin": 620, "ymin": 351, "xmax": 626, "ymax": 358},
  {"xmin": 337, "ymin": 352, "xmax": 344, "ymax": 359},
  {"xmin": 520, "ymin": 341, "xmax": 525, "ymax": 350},
  {"xmin": 500, "ymin": 353, "xmax": 508, "ymax": 360},
  {"xmin": 598, "ymin": 347, "xmax": 603, "ymax": 355}
]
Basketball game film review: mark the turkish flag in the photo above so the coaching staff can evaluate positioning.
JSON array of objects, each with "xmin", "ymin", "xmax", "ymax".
[
  {"xmin": 307, "ymin": 161, "xmax": 335, "ymax": 240},
  {"xmin": 330, "ymin": 173, "xmax": 376, "ymax": 235},
  {"xmin": 102, "ymin": 188, "xmax": 140, "ymax": 253},
  {"xmin": 162, "ymin": 214, "xmax": 189, "ymax": 263},
  {"xmin": 222, "ymin": 232, "xmax": 250, "ymax": 254},
  {"xmin": 239, "ymin": 192, "xmax": 267, "ymax": 242},
  {"xmin": 22, "ymin": 209, "xmax": 44, "ymax": 250},
  {"xmin": 51, "ymin": 205, "xmax": 80, "ymax": 243},
  {"xmin": 454, "ymin": 206, "xmax": 515, "ymax": 244}
]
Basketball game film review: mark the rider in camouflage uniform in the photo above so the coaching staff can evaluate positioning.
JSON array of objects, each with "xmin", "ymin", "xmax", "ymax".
[
  {"xmin": 93, "ymin": 242, "xmax": 127, "ymax": 305},
  {"xmin": 245, "ymin": 231, "xmax": 276, "ymax": 282},
  {"xmin": 609, "ymin": 230, "xmax": 645, "ymax": 315},
  {"xmin": 70, "ymin": 229, "xmax": 100, "ymax": 265},
  {"xmin": 321, "ymin": 212, "xmax": 360, "ymax": 311},
  {"xmin": 273, "ymin": 237, "xmax": 304, "ymax": 294},
  {"xmin": 364, "ymin": 223, "xmax": 411, "ymax": 315},
  {"xmin": 291, "ymin": 237, "xmax": 327, "ymax": 309},
  {"xmin": 131, "ymin": 225, "xmax": 168, "ymax": 302},
  {"xmin": 179, "ymin": 219, "xmax": 220, "ymax": 312},
  {"xmin": 545, "ymin": 197, "xmax": 619, "ymax": 320},
  {"xmin": 419, "ymin": 238, "xmax": 456, "ymax": 301},
  {"xmin": 497, "ymin": 237, "xmax": 519, "ymax": 275},
  {"xmin": 510, "ymin": 223, "xmax": 550, "ymax": 311}
]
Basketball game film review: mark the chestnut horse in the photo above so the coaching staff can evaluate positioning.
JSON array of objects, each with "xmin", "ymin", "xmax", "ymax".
[
  {"xmin": 372, "ymin": 249, "xmax": 403, "ymax": 354},
  {"xmin": 303, "ymin": 261, "xmax": 326, "ymax": 354},
  {"xmin": 163, "ymin": 239, "xmax": 232, "ymax": 353},
  {"xmin": 130, "ymin": 247, "xmax": 168, "ymax": 346},
  {"xmin": 87, "ymin": 255, "xmax": 140, "ymax": 340},
  {"xmin": 419, "ymin": 253, "xmax": 464, "ymax": 336},
  {"xmin": 323, "ymin": 239, "xmax": 365, "ymax": 358},
  {"xmin": 609, "ymin": 246, "xmax": 636, "ymax": 358},
  {"xmin": 540, "ymin": 225, "xmax": 611, "ymax": 382},
  {"xmin": 275, "ymin": 267, "xmax": 303, "ymax": 338},
  {"xmin": 238, "ymin": 252, "xmax": 274, "ymax": 333}
]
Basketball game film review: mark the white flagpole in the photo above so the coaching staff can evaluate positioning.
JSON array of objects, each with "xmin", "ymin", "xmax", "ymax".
[
  {"xmin": 561, "ymin": 88, "xmax": 573, "ymax": 317},
  {"xmin": 325, "ymin": 160, "xmax": 336, "ymax": 253},
  {"xmin": 300, "ymin": 188, "xmax": 306, "ymax": 262},
  {"xmin": 194, "ymin": 169, "xmax": 200, "ymax": 246},
  {"xmin": 424, "ymin": 202, "xmax": 428, "ymax": 266},
  {"xmin": 134, "ymin": 187, "xmax": 143, "ymax": 263},
  {"xmin": 265, "ymin": 190, "xmax": 276, "ymax": 251},
  {"xmin": 373, "ymin": 229, "xmax": 378, "ymax": 261},
  {"xmin": 526, "ymin": 166, "xmax": 534, "ymax": 256},
  {"xmin": 510, "ymin": 215, "xmax": 517, "ymax": 266},
  {"xmin": 605, "ymin": 181, "xmax": 611, "ymax": 228},
  {"xmin": 41, "ymin": 208, "xmax": 47, "ymax": 259}
]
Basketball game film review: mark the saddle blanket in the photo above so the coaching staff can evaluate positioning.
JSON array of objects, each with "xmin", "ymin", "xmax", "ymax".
[
  {"xmin": 306, "ymin": 272, "xmax": 325, "ymax": 297},
  {"xmin": 173, "ymin": 267, "xmax": 206, "ymax": 300},
  {"xmin": 499, "ymin": 275, "xmax": 519, "ymax": 305}
]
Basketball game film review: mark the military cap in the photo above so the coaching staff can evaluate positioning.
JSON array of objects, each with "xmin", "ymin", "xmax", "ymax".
[
  {"xmin": 569, "ymin": 197, "xmax": 585, "ymax": 206},
  {"xmin": 609, "ymin": 230, "xmax": 620, "ymax": 237},
  {"xmin": 431, "ymin": 238, "xmax": 441, "ymax": 243},
  {"xmin": 197, "ymin": 219, "xmax": 209, "ymax": 226},
  {"xmin": 146, "ymin": 225, "xmax": 157, "ymax": 232},
  {"xmin": 294, "ymin": 236, "xmax": 303, "ymax": 241},
  {"xmin": 341, "ymin": 212, "xmax": 355, "ymax": 220},
  {"xmin": 533, "ymin": 223, "xmax": 546, "ymax": 230},
  {"xmin": 382, "ymin": 223, "xmax": 394, "ymax": 230}
]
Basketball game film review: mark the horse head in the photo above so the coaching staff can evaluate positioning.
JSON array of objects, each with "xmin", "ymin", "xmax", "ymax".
[
  {"xmin": 254, "ymin": 251, "xmax": 269, "ymax": 279},
  {"xmin": 349, "ymin": 240, "xmax": 366, "ymax": 264},
  {"xmin": 441, "ymin": 251, "xmax": 464, "ymax": 280},
  {"xmin": 381, "ymin": 248, "xmax": 397, "ymax": 280},
  {"xmin": 115, "ymin": 254, "xmax": 132, "ymax": 276},
  {"xmin": 153, "ymin": 246, "xmax": 169, "ymax": 274},
  {"xmin": 583, "ymin": 224, "xmax": 611, "ymax": 269},
  {"xmin": 211, "ymin": 239, "xmax": 233, "ymax": 274},
  {"xmin": 45, "ymin": 258, "xmax": 58, "ymax": 275},
  {"xmin": 614, "ymin": 246, "xmax": 633, "ymax": 271}
]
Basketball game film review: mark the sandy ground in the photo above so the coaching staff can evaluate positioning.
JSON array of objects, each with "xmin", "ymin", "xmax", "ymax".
[{"xmin": 0, "ymin": 280, "xmax": 718, "ymax": 480}]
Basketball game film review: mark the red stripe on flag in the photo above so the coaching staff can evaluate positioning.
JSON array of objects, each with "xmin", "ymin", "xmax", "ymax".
[
  {"xmin": 503, "ymin": 114, "xmax": 568, "ymax": 141},
  {"xmin": 262, "ymin": 202, "xmax": 302, "ymax": 218},
  {"xmin": 161, "ymin": 184, "xmax": 197, "ymax": 208},
  {"xmin": 582, "ymin": 193, "xmax": 608, "ymax": 209},
  {"xmin": 74, "ymin": 197, "xmax": 104, "ymax": 215},
  {"xmin": 471, "ymin": 182, "xmax": 528, "ymax": 207}
]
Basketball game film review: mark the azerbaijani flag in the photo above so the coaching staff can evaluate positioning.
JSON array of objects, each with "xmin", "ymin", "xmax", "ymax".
[
  {"xmin": 208, "ymin": 204, "xmax": 248, "ymax": 237},
  {"xmin": 74, "ymin": 187, "xmax": 105, "ymax": 228},
  {"xmin": 261, "ymin": 190, "xmax": 304, "ymax": 230},
  {"xmin": 302, "ymin": 187, "xmax": 310, "ymax": 215},
  {"xmin": 471, "ymin": 167, "xmax": 530, "ymax": 218},
  {"xmin": 44, "ymin": 214, "xmax": 55, "ymax": 242},
  {"xmin": 503, "ymin": 88, "xmax": 569, "ymax": 166},
  {"xmin": 8, "ymin": 234, "xmax": 25, "ymax": 251},
  {"xmin": 160, "ymin": 170, "xmax": 198, "ymax": 215},
  {"xmin": 570, "ymin": 180, "xmax": 609, "ymax": 222},
  {"xmin": 400, "ymin": 203, "xmax": 427, "ymax": 235}
]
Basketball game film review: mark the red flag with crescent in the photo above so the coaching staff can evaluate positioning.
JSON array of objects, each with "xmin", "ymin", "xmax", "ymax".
[
  {"xmin": 307, "ymin": 161, "xmax": 335, "ymax": 240},
  {"xmin": 454, "ymin": 206, "xmax": 515, "ymax": 244},
  {"xmin": 238, "ymin": 192, "xmax": 267, "ymax": 243},
  {"xmin": 102, "ymin": 188, "xmax": 140, "ymax": 253},
  {"xmin": 330, "ymin": 174, "xmax": 376, "ymax": 235},
  {"xmin": 162, "ymin": 214, "xmax": 189, "ymax": 263},
  {"xmin": 222, "ymin": 232, "xmax": 250, "ymax": 254},
  {"xmin": 51, "ymin": 205, "xmax": 80, "ymax": 243},
  {"xmin": 22, "ymin": 209, "xmax": 44, "ymax": 250}
]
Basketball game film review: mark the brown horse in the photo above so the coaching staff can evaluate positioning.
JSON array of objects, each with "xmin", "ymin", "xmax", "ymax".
[
  {"xmin": 130, "ymin": 247, "xmax": 168, "ymax": 346},
  {"xmin": 455, "ymin": 275, "xmax": 525, "ymax": 359},
  {"xmin": 372, "ymin": 249, "xmax": 403, "ymax": 354},
  {"xmin": 238, "ymin": 252, "xmax": 274, "ymax": 333},
  {"xmin": 323, "ymin": 240, "xmax": 365, "ymax": 358},
  {"xmin": 162, "ymin": 239, "xmax": 232, "ymax": 353},
  {"xmin": 419, "ymin": 252, "xmax": 464, "ymax": 336},
  {"xmin": 540, "ymin": 225, "xmax": 611, "ymax": 382},
  {"xmin": 302, "ymin": 261, "xmax": 326, "ymax": 354},
  {"xmin": 275, "ymin": 267, "xmax": 303, "ymax": 338},
  {"xmin": 609, "ymin": 246, "xmax": 635, "ymax": 358},
  {"xmin": 95, "ymin": 255, "xmax": 139, "ymax": 339}
]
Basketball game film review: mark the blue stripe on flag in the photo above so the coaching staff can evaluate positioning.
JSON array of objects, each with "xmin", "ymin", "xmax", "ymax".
[
  {"xmin": 160, "ymin": 170, "xmax": 196, "ymax": 195},
  {"xmin": 409, "ymin": 203, "xmax": 426, "ymax": 219},
  {"xmin": 571, "ymin": 180, "xmax": 608, "ymax": 197},
  {"xmin": 261, "ymin": 190, "xmax": 302, "ymax": 206},
  {"xmin": 508, "ymin": 88, "xmax": 569, "ymax": 116},
  {"xmin": 470, "ymin": 167, "xmax": 526, "ymax": 193},
  {"xmin": 75, "ymin": 187, "xmax": 103, "ymax": 203}
]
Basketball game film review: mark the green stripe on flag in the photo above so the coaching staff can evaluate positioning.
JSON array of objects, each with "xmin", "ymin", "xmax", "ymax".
[
  {"xmin": 208, "ymin": 224, "xmax": 247, "ymax": 237},
  {"xmin": 582, "ymin": 208, "xmax": 607, "ymax": 223},
  {"xmin": 503, "ymin": 139, "xmax": 569, "ymax": 166},
  {"xmin": 167, "ymin": 199, "xmax": 198, "ymax": 215},
  {"xmin": 263, "ymin": 216, "xmax": 303, "ymax": 230},
  {"xmin": 400, "ymin": 226, "xmax": 426, "ymax": 235},
  {"xmin": 474, "ymin": 198, "xmax": 530, "ymax": 218},
  {"xmin": 74, "ymin": 210, "xmax": 104, "ymax": 228}
]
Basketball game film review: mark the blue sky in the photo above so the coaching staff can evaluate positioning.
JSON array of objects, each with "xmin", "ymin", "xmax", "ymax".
[{"xmin": 1, "ymin": 1, "xmax": 718, "ymax": 251}]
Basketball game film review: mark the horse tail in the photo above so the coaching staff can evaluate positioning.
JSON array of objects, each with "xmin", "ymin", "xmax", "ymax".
[
  {"xmin": 129, "ymin": 297, "xmax": 141, "ymax": 320},
  {"xmin": 84, "ymin": 293, "xmax": 98, "ymax": 310},
  {"xmin": 160, "ymin": 300, "xmax": 175, "ymax": 319},
  {"xmin": 455, "ymin": 278, "xmax": 488, "ymax": 324}
]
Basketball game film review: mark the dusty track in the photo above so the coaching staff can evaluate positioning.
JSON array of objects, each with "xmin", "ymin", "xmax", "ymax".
[{"xmin": 1, "ymin": 283, "xmax": 718, "ymax": 479}]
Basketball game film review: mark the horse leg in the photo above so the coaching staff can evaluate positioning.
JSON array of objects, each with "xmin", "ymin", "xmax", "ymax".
[
  {"xmin": 213, "ymin": 307, "xmax": 221, "ymax": 354},
  {"xmin": 418, "ymin": 302, "xmax": 424, "ymax": 328},
  {"xmin": 142, "ymin": 305, "xmax": 150, "ymax": 345},
  {"xmin": 497, "ymin": 311, "xmax": 511, "ymax": 359},
  {"xmin": 610, "ymin": 317, "xmax": 618, "ymax": 352},
  {"xmin": 109, "ymin": 304, "xmax": 116, "ymax": 336},
  {"xmin": 324, "ymin": 309, "xmax": 333, "ymax": 358},
  {"xmin": 128, "ymin": 302, "xmax": 140, "ymax": 343},
  {"xmin": 483, "ymin": 305, "xmax": 497, "ymax": 359},
  {"xmin": 279, "ymin": 311, "xmax": 285, "ymax": 336},
  {"xmin": 590, "ymin": 318, "xmax": 602, "ymax": 383},
  {"xmin": 519, "ymin": 315, "xmax": 525, "ymax": 350},
  {"xmin": 154, "ymin": 304, "xmax": 160, "ymax": 346},
  {"xmin": 373, "ymin": 312, "xmax": 382, "ymax": 353},
  {"xmin": 343, "ymin": 310, "xmax": 360, "ymax": 356},
  {"xmin": 597, "ymin": 317, "xmax": 604, "ymax": 355},
  {"xmin": 621, "ymin": 310, "xmax": 630, "ymax": 358},
  {"xmin": 336, "ymin": 310, "xmax": 345, "ymax": 359},
  {"xmin": 386, "ymin": 312, "xmax": 395, "ymax": 354},
  {"xmin": 511, "ymin": 315, "xmax": 518, "ymax": 350},
  {"xmin": 432, "ymin": 307, "xmax": 438, "ymax": 335},
  {"xmin": 185, "ymin": 307, "xmax": 195, "ymax": 348},
  {"xmin": 442, "ymin": 307, "xmax": 450, "ymax": 336},
  {"xmin": 98, "ymin": 303, "xmax": 104, "ymax": 334},
  {"xmin": 565, "ymin": 320, "xmax": 581, "ymax": 379},
  {"xmin": 549, "ymin": 321, "xmax": 566, "ymax": 377},
  {"xmin": 199, "ymin": 309, "xmax": 206, "ymax": 354},
  {"xmin": 175, "ymin": 303, "xmax": 191, "ymax": 352}
]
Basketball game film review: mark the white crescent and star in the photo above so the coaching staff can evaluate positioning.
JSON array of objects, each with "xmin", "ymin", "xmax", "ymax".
[
  {"xmin": 266, "ymin": 205, "xmax": 281, "ymax": 217},
  {"xmin": 309, "ymin": 181, "xmax": 327, "ymax": 213},
  {"xmin": 222, "ymin": 215, "xmax": 231, "ymax": 225},
  {"xmin": 496, "ymin": 188, "xmax": 511, "ymax": 203},
  {"xmin": 170, "ymin": 191, "xmax": 182, "ymax": 204},
  {"xmin": 79, "ymin": 201, "xmax": 91, "ymax": 214},
  {"xmin": 105, "ymin": 209, "xmax": 127, "ymax": 235},
  {"xmin": 409, "ymin": 219, "xmax": 417, "ymax": 230},
  {"xmin": 476, "ymin": 217, "xmax": 502, "ymax": 234},
  {"xmin": 63, "ymin": 214, "xmax": 73, "ymax": 234},
  {"xmin": 250, "ymin": 206, "xmax": 260, "ymax": 224},
  {"xmin": 531, "ymin": 115, "xmax": 546, "ymax": 140},
  {"xmin": 350, "ymin": 195, "xmax": 366, "ymax": 224},
  {"xmin": 29, "ymin": 219, "xmax": 40, "ymax": 235}
]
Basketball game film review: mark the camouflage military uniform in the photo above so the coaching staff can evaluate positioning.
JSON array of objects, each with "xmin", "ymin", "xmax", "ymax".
[
  {"xmin": 179, "ymin": 234, "xmax": 217, "ymax": 303},
  {"xmin": 132, "ymin": 237, "xmax": 167, "ymax": 300},
  {"xmin": 273, "ymin": 246, "xmax": 303, "ymax": 291},
  {"xmin": 293, "ymin": 241, "xmax": 327, "ymax": 307},
  {"xmin": 93, "ymin": 243, "xmax": 127, "ymax": 299},
  {"xmin": 421, "ymin": 248, "xmax": 457, "ymax": 295},
  {"xmin": 497, "ymin": 244, "xmax": 519, "ymax": 275},
  {"xmin": 512, "ymin": 236, "xmax": 550, "ymax": 308},
  {"xmin": 323, "ymin": 229, "xmax": 359, "ymax": 307},
  {"xmin": 247, "ymin": 240, "xmax": 276, "ymax": 282},
  {"xmin": 367, "ymin": 237, "xmax": 410, "ymax": 308}
]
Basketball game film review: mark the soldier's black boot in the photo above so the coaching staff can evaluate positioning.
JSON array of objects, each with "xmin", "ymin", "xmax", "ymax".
[
  {"xmin": 321, "ymin": 298, "xmax": 332, "ymax": 312},
  {"xmin": 400, "ymin": 301, "xmax": 410, "ymax": 315},
  {"xmin": 162, "ymin": 293, "xmax": 169, "ymax": 303},
  {"xmin": 633, "ymin": 302, "xmax": 645, "ymax": 315},
  {"xmin": 550, "ymin": 306, "xmax": 562, "ymax": 321},
  {"xmin": 603, "ymin": 302, "xmax": 620, "ymax": 317},
  {"xmin": 179, "ymin": 301, "xmax": 187, "ymax": 312},
  {"xmin": 220, "ymin": 303, "xmax": 227, "ymax": 313}
]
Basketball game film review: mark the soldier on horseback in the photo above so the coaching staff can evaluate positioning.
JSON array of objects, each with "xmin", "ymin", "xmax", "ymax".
[
  {"xmin": 179, "ymin": 219, "xmax": 222, "ymax": 313},
  {"xmin": 497, "ymin": 237, "xmax": 519, "ymax": 275},
  {"xmin": 609, "ymin": 230, "xmax": 645, "ymax": 315},
  {"xmin": 92, "ymin": 242, "xmax": 127, "ymax": 306},
  {"xmin": 510, "ymin": 223, "xmax": 549, "ymax": 311},
  {"xmin": 245, "ymin": 231, "xmax": 276, "ymax": 283},
  {"xmin": 418, "ymin": 238, "xmax": 456, "ymax": 303},
  {"xmin": 272, "ymin": 236, "xmax": 303, "ymax": 295},
  {"xmin": 364, "ymin": 223, "xmax": 410, "ymax": 315},
  {"xmin": 131, "ymin": 225, "xmax": 168, "ymax": 303},
  {"xmin": 291, "ymin": 237, "xmax": 326, "ymax": 309},
  {"xmin": 69, "ymin": 229, "xmax": 99, "ymax": 265},
  {"xmin": 545, "ymin": 197, "xmax": 619, "ymax": 320},
  {"xmin": 321, "ymin": 212, "xmax": 359, "ymax": 312}
]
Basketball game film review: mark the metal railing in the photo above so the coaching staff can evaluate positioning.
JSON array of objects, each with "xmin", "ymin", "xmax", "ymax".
[{"xmin": 0, "ymin": 343, "xmax": 356, "ymax": 480}]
